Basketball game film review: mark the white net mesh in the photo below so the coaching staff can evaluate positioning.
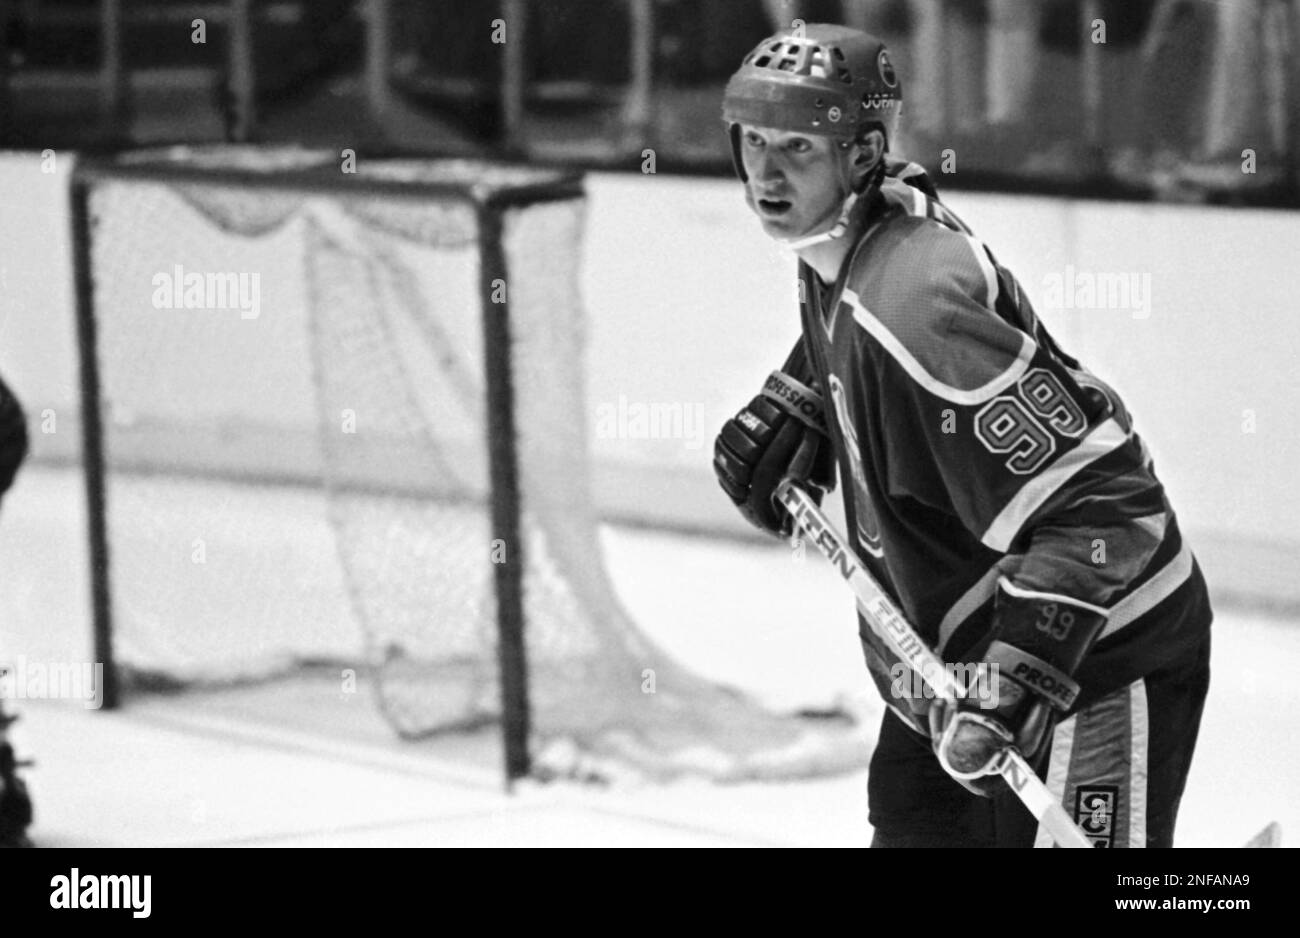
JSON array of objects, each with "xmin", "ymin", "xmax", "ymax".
[{"xmin": 84, "ymin": 147, "xmax": 868, "ymax": 781}]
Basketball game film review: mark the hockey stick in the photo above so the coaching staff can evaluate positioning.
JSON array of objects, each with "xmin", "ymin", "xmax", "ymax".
[{"xmin": 776, "ymin": 480, "xmax": 1094, "ymax": 849}]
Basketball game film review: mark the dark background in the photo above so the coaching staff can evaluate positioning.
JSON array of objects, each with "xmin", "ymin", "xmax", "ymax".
[{"xmin": 2, "ymin": 0, "xmax": 1297, "ymax": 204}]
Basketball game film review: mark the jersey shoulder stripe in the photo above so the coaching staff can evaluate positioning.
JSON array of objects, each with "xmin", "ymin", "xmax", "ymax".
[
  {"xmin": 848, "ymin": 213, "xmax": 1007, "ymax": 327},
  {"xmin": 936, "ymin": 511, "xmax": 1193, "ymax": 657},
  {"xmin": 843, "ymin": 283, "xmax": 1034, "ymax": 405},
  {"xmin": 959, "ymin": 232, "xmax": 1000, "ymax": 309},
  {"xmin": 878, "ymin": 174, "xmax": 974, "ymax": 235},
  {"xmin": 879, "ymin": 175, "xmax": 927, "ymax": 217},
  {"xmin": 1102, "ymin": 544, "xmax": 1196, "ymax": 638},
  {"xmin": 980, "ymin": 416, "xmax": 1130, "ymax": 551}
]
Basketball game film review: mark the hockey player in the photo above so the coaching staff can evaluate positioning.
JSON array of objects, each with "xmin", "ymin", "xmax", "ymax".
[
  {"xmin": 713, "ymin": 24, "xmax": 1213, "ymax": 847},
  {"xmin": 0, "ymin": 370, "xmax": 31, "ymax": 848}
]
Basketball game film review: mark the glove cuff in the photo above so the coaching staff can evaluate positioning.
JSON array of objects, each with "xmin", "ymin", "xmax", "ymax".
[
  {"xmin": 985, "ymin": 640, "xmax": 1080, "ymax": 712},
  {"xmin": 761, "ymin": 371, "xmax": 828, "ymax": 435},
  {"xmin": 992, "ymin": 578, "xmax": 1108, "ymax": 675}
]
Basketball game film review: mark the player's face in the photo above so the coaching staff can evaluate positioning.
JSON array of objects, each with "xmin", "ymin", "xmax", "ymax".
[{"xmin": 739, "ymin": 125, "xmax": 845, "ymax": 239}]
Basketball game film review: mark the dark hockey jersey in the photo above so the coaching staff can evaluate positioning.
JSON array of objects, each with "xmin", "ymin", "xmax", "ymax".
[{"xmin": 797, "ymin": 161, "xmax": 1212, "ymax": 733}]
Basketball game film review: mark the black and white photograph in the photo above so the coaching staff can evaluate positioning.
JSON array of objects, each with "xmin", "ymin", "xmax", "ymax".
[{"xmin": 0, "ymin": 0, "xmax": 1296, "ymax": 873}]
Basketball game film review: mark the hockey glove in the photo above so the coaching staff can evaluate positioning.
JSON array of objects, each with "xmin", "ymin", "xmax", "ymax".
[
  {"xmin": 714, "ymin": 352, "xmax": 835, "ymax": 538},
  {"xmin": 0, "ymin": 374, "xmax": 27, "ymax": 501},
  {"xmin": 931, "ymin": 579, "xmax": 1108, "ymax": 797}
]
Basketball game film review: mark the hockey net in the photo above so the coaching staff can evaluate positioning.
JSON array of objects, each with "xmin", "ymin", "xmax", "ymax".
[{"xmin": 73, "ymin": 146, "xmax": 867, "ymax": 782}]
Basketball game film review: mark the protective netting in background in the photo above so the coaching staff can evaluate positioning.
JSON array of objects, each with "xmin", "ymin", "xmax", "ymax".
[{"xmin": 83, "ymin": 147, "xmax": 868, "ymax": 781}]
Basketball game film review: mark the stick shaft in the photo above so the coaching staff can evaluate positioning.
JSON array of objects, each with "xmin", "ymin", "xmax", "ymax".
[{"xmin": 777, "ymin": 482, "xmax": 1092, "ymax": 849}]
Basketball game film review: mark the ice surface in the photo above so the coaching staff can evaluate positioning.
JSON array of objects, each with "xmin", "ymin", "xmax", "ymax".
[{"xmin": 0, "ymin": 466, "xmax": 1292, "ymax": 846}]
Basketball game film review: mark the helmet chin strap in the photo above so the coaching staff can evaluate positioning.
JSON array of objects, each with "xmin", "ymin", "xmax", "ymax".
[
  {"xmin": 775, "ymin": 147, "xmax": 863, "ymax": 253},
  {"xmin": 779, "ymin": 189, "xmax": 860, "ymax": 252}
]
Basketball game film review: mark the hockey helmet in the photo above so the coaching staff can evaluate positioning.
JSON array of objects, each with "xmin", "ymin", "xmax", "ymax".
[{"xmin": 722, "ymin": 24, "xmax": 902, "ymax": 182}]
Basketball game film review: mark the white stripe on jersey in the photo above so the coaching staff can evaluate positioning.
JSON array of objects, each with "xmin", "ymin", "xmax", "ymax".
[
  {"xmin": 880, "ymin": 174, "xmax": 975, "ymax": 236},
  {"xmin": 909, "ymin": 185, "xmax": 926, "ymax": 217},
  {"xmin": 845, "ymin": 288, "xmax": 1035, "ymax": 405},
  {"xmin": 980, "ymin": 417, "xmax": 1129, "ymax": 552},
  {"xmin": 879, "ymin": 177, "xmax": 928, "ymax": 218},
  {"xmin": 960, "ymin": 233, "xmax": 1000, "ymax": 311},
  {"xmin": 999, "ymin": 577, "xmax": 1109, "ymax": 616},
  {"xmin": 1128, "ymin": 680, "xmax": 1150, "ymax": 848},
  {"xmin": 938, "ymin": 517, "xmax": 1180, "ymax": 654},
  {"xmin": 1034, "ymin": 680, "xmax": 1151, "ymax": 848},
  {"xmin": 893, "ymin": 160, "xmax": 928, "ymax": 182},
  {"xmin": 1132, "ymin": 511, "xmax": 1169, "ymax": 543},
  {"xmin": 1100, "ymin": 541, "xmax": 1195, "ymax": 639},
  {"xmin": 936, "ymin": 562, "xmax": 1003, "ymax": 654}
]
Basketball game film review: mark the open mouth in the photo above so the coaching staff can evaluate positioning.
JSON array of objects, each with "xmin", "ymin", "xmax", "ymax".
[{"xmin": 757, "ymin": 197, "xmax": 793, "ymax": 216}]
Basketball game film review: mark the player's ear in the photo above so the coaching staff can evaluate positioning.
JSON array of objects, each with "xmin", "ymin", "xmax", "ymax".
[{"xmin": 850, "ymin": 129, "xmax": 885, "ymax": 187}]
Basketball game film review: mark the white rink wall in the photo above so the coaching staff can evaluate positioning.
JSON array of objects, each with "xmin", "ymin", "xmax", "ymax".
[
  {"xmin": 1, "ymin": 152, "xmax": 1298, "ymax": 608},
  {"xmin": 582, "ymin": 172, "xmax": 1300, "ymax": 609}
]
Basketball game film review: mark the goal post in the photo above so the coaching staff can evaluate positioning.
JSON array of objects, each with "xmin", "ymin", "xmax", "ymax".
[
  {"xmin": 70, "ymin": 164, "xmax": 120, "ymax": 715},
  {"xmin": 70, "ymin": 148, "xmax": 573, "ymax": 779},
  {"xmin": 68, "ymin": 146, "xmax": 868, "ymax": 785}
]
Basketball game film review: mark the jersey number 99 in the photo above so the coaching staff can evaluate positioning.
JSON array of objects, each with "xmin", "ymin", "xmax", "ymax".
[{"xmin": 974, "ymin": 368, "xmax": 1087, "ymax": 475}]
